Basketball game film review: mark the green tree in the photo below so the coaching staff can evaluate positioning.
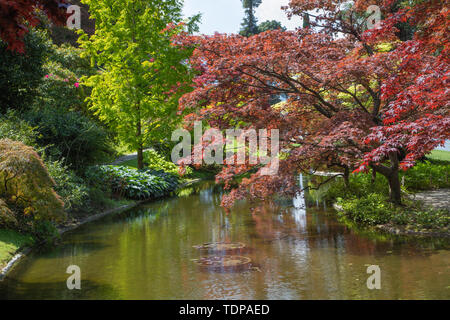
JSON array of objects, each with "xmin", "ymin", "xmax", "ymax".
[
  {"xmin": 240, "ymin": 0, "xmax": 262, "ymax": 37},
  {"xmin": 78, "ymin": 0, "xmax": 199, "ymax": 169},
  {"xmin": 258, "ymin": 20, "xmax": 286, "ymax": 33}
]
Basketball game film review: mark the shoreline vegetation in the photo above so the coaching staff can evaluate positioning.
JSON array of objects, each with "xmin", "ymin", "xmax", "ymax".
[
  {"xmin": 2, "ymin": 151, "xmax": 448, "ymax": 277},
  {"xmin": 0, "ymin": 0, "xmax": 449, "ymax": 296},
  {"xmin": 0, "ymin": 170, "xmax": 205, "ymax": 280},
  {"xmin": 311, "ymin": 155, "xmax": 450, "ymax": 238}
]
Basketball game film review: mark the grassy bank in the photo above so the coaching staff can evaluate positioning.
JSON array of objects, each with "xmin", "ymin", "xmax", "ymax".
[
  {"xmin": 313, "ymin": 158, "xmax": 450, "ymax": 236},
  {"xmin": 429, "ymin": 150, "xmax": 450, "ymax": 161},
  {"xmin": 0, "ymin": 230, "xmax": 34, "ymax": 269}
]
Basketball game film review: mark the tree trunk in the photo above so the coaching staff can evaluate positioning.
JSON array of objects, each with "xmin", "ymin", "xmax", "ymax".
[
  {"xmin": 136, "ymin": 102, "xmax": 144, "ymax": 170},
  {"xmin": 343, "ymin": 166, "xmax": 350, "ymax": 187},
  {"xmin": 137, "ymin": 147, "xmax": 144, "ymax": 170},
  {"xmin": 387, "ymin": 168, "xmax": 402, "ymax": 205},
  {"xmin": 371, "ymin": 151, "xmax": 402, "ymax": 205}
]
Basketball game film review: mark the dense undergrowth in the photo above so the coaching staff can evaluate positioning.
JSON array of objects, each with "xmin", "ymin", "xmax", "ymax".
[{"xmin": 0, "ymin": 31, "xmax": 193, "ymax": 251}]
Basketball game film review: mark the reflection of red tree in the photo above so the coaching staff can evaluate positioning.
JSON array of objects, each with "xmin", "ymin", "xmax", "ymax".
[
  {"xmin": 251, "ymin": 206, "xmax": 279, "ymax": 241},
  {"xmin": 342, "ymin": 233, "xmax": 380, "ymax": 256}
]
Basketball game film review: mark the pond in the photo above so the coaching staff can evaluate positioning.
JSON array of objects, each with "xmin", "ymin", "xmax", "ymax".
[{"xmin": 0, "ymin": 181, "xmax": 449, "ymax": 299}]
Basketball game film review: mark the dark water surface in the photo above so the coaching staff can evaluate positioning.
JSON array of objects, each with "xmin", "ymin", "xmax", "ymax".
[{"xmin": 0, "ymin": 181, "xmax": 449, "ymax": 299}]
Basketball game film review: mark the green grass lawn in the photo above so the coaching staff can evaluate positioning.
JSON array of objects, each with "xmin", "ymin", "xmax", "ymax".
[
  {"xmin": 428, "ymin": 150, "xmax": 450, "ymax": 161},
  {"xmin": 0, "ymin": 229, "xmax": 34, "ymax": 268}
]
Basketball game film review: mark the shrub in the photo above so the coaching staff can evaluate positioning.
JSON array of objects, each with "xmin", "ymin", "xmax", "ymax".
[
  {"xmin": 24, "ymin": 106, "xmax": 113, "ymax": 170},
  {"xmin": 47, "ymin": 44, "xmax": 97, "ymax": 78},
  {"xmin": 0, "ymin": 110, "xmax": 40, "ymax": 148},
  {"xmin": 401, "ymin": 160, "xmax": 450, "ymax": 191},
  {"xmin": 0, "ymin": 29, "xmax": 52, "ymax": 113},
  {"xmin": 0, "ymin": 198, "xmax": 17, "ymax": 228},
  {"xmin": 95, "ymin": 165, "xmax": 179, "ymax": 200},
  {"xmin": 144, "ymin": 149, "xmax": 192, "ymax": 176},
  {"xmin": 337, "ymin": 193, "xmax": 395, "ymax": 225},
  {"xmin": 0, "ymin": 139, "xmax": 66, "ymax": 224},
  {"xmin": 34, "ymin": 44, "xmax": 96, "ymax": 113},
  {"xmin": 317, "ymin": 172, "xmax": 389, "ymax": 204},
  {"xmin": 35, "ymin": 61, "xmax": 84, "ymax": 111},
  {"xmin": 46, "ymin": 160, "xmax": 89, "ymax": 212},
  {"xmin": 31, "ymin": 220, "xmax": 59, "ymax": 243}
]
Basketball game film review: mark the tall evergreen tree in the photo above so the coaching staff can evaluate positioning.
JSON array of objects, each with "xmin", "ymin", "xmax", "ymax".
[{"xmin": 239, "ymin": 0, "xmax": 262, "ymax": 37}]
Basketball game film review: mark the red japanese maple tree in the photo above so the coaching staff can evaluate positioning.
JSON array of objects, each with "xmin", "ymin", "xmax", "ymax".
[
  {"xmin": 0, "ymin": 0, "xmax": 67, "ymax": 53},
  {"xmin": 177, "ymin": 0, "xmax": 448, "ymax": 207},
  {"xmin": 362, "ymin": 0, "xmax": 449, "ymax": 171}
]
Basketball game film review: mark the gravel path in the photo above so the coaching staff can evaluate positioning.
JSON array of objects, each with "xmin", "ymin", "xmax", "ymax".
[
  {"xmin": 413, "ymin": 189, "xmax": 450, "ymax": 211},
  {"xmin": 110, "ymin": 148, "xmax": 152, "ymax": 165}
]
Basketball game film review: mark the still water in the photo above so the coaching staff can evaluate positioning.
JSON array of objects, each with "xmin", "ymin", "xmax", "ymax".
[{"xmin": 0, "ymin": 181, "xmax": 449, "ymax": 299}]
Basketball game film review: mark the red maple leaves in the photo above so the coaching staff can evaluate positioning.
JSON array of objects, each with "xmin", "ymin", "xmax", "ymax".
[
  {"xmin": 0, "ymin": 0, "xmax": 67, "ymax": 53},
  {"xmin": 363, "ymin": 0, "xmax": 450, "ymax": 170},
  {"xmin": 176, "ymin": 0, "xmax": 449, "ymax": 206}
]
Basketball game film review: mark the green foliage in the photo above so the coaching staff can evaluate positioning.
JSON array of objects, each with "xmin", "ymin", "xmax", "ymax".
[
  {"xmin": 318, "ymin": 173, "xmax": 389, "ymax": 204},
  {"xmin": 31, "ymin": 220, "xmax": 59, "ymax": 243},
  {"xmin": 34, "ymin": 61, "xmax": 83, "ymax": 111},
  {"xmin": 337, "ymin": 194, "xmax": 449, "ymax": 230},
  {"xmin": 48, "ymin": 44, "xmax": 96, "ymax": 78},
  {"xmin": 94, "ymin": 165, "xmax": 179, "ymax": 200},
  {"xmin": 46, "ymin": 160, "xmax": 89, "ymax": 212},
  {"xmin": 0, "ymin": 29, "xmax": 52, "ymax": 113},
  {"xmin": 0, "ymin": 110, "xmax": 40, "ymax": 147},
  {"xmin": 78, "ymin": 0, "xmax": 199, "ymax": 165},
  {"xmin": 393, "ymin": 209, "xmax": 449, "ymax": 229},
  {"xmin": 0, "ymin": 199, "xmax": 17, "ymax": 228},
  {"xmin": 143, "ymin": 149, "xmax": 192, "ymax": 176},
  {"xmin": 402, "ymin": 160, "xmax": 450, "ymax": 191},
  {"xmin": 24, "ymin": 106, "xmax": 113, "ymax": 170},
  {"xmin": 0, "ymin": 139, "xmax": 66, "ymax": 225},
  {"xmin": 319, "ymin": 161, "xmax": 450, "ymax": 231},
  {"xmin": 33, "ymin": 44, "xmax": 96, "ymax": 113},
  {"xmin": 258, "ymin": 20, "xmax": 286, "ymax": 33},
  {"xmin": 337, "ymin": 193, "xmax": 398, "ymax": 225}
]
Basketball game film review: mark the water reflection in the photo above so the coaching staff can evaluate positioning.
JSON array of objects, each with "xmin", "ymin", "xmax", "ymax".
[{"xmin": 0, "ymin": 180, "xmax": 449, "ymax": 300}]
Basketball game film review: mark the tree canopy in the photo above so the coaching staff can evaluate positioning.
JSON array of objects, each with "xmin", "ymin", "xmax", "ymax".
[
  {"xmin": 78, "ymin": 0, "xmax": 199, "ymax": 169},
  {"xmin": 176, "ymin": 0, "xmax": 449, "ymax": 207},
  {"xmin": 258, "ymin": 20, "xmax": 286, "ymax": 33}
]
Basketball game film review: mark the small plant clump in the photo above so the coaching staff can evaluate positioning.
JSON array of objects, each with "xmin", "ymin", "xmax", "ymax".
[{"xmin": 144, "ymin": 150, "xmax": 193, "ymax": 177}]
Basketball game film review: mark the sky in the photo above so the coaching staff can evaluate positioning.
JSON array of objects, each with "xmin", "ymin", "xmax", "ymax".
[{"xmin": 183, "ymin": 0, "xmax": 302, "ymax": 35}]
